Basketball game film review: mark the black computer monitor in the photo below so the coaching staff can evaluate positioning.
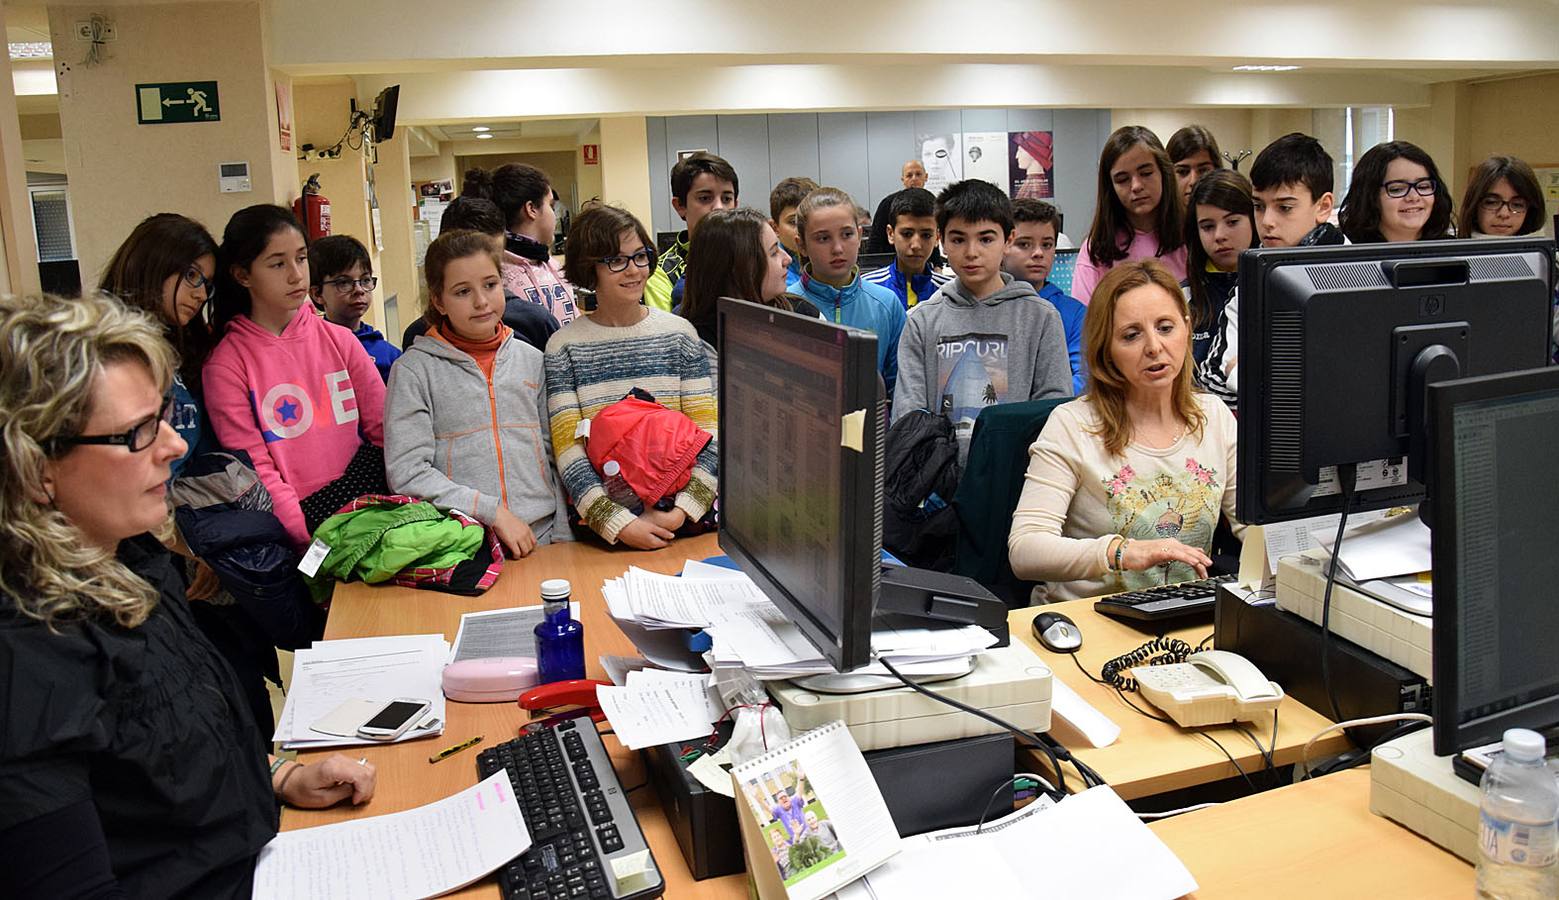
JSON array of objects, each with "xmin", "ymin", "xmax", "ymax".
[
  {"xmin": 1236, "ymin": 238, "xmax": 1555, "ymax": 524},
  {"xmin": 1429, "ymin": 366, "xmax": 1559, "ymax": 755},
  {"xmin": 716, "ymin": 297, "xmax": 883, "ymax": 672}
]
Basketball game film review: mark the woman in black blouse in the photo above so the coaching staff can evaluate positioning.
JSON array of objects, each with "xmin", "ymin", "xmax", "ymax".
[{"xmin": 0, "ymin": 291, "xmax": 376, "ymax": 897}]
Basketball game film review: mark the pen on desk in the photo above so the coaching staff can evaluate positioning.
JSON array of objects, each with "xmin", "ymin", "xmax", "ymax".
[{"xmin": 429, "ymin": 735, "xmax": 484, "ymax": 764}]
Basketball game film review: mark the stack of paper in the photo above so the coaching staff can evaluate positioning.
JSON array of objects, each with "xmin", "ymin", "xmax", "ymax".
[
  {"xmin": 1309, "ymin": 509, "xmax": 1431, "ymax": 582},
  {"xmin": 597, "ymin": 668, "xmax": 726, "ymax": 750},
  {"xmin": 274, "ymin": 634, "xmax": 448, "ymax": 750},
  {"xmin": 602, "ymin": 562, "xmax": 998, "ymax": 681}
]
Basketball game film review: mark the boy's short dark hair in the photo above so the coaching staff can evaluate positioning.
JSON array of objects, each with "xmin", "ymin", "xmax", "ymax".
[
  {"xmin": 1011, "ymin": 198, "xmax": 1061, "ymax": 230},
  {"xmin": 307, "ymin": 234, "xmax": 371, "ymax": 288},
  {"xmin": 934, "ymin": 180, "xmax": 1014, "ymax": 236},
  {"xmin": 562, "ymin": 206, "xmax": 657, "ymax": 291},
  {"xmin": 437, "ymin": 196, "xmax": 506, "ymax": 236},
  {"xmin": 888, "ymin": 188, "xmax": 936, "ymax": 227},
  {"xmin": 670, "ymin": 152, "xmax": 739, "ymax": 205},
  {"xmin": 769, "ymin": 176, "xmax": 819, "ymax": 221},
  {"xmin": 1250, "ymin": 132, "xmax": 1335, "ymax": 199}
]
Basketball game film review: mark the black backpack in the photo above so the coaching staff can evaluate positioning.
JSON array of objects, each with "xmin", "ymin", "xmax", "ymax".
[{"xmin": 882, "ymin": 410, "xmax": 961, "ymax": 570}]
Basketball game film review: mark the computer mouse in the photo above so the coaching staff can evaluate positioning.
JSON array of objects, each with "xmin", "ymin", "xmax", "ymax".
[{"xmin": 1032, "ymin": 611, "xmax": 1083, "ymax": 653}]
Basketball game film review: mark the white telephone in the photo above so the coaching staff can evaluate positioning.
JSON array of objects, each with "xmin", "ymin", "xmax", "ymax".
[{"xmin": 1131, "ymin": 650, "xmax": 1284, "ymax": 728}]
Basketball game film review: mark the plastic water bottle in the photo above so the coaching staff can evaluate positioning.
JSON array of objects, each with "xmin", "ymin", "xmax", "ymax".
[
  {"xmin": 601, "ymin": 460, "xmax": 642, "ymax": 513},
  {"xmin": 1477, "ymin": 728, "xmax": 1559, "ymax": 899},
  {"xmin": 534, "ymin": 579, "xmax": 585, "ymax": 684}
]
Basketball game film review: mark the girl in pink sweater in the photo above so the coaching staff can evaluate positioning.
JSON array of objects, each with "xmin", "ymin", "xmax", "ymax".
[
  {"xmin": 203, "ymin": 205, "xmax": 386, "ymax": 548},
  {"xmin": 462, "ymin": 165, "xmax": 580, "ymax": 325},
  {"xmin": 1073, "ymin": 126, "xmax": 1189, "ymax": 304}
]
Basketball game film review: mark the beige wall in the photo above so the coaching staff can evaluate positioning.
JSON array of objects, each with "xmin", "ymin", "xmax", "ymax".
[
  {"xmin": 373, "ymin": 129, "xmax": 418, "ymax": 345},
  {"xmin": 454, "ymin": 150, "xmax": 579, "ymax": 211},
  {"xmin": 577, "ymin": 124, "xmax": 603, "ymax": 206},
  {"xmin": 0, "ymin": 35, "xmax": 41, "ymax": 293},
  {"xmin": 598, "ymin": 116, "xmax": 654, "ymax": 232},
  {"xmin": 410, "ymin": 143, "xmax": 457, "ymax": 188},
  {"xmin": 1463, "ymin": 72, "xmax": 1559, "ymax": 192},
  {"xmin": 1110, "ymin": 109, "xmax": 1256, "ymax": 163},
  {"xmin": 48, "ymin": 1, "xmax": 290, "ymax": 284}
]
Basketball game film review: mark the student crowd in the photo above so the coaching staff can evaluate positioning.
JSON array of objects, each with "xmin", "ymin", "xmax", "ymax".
[{"xmin": 1, "ymin": 122, "xmax": 1555, "ymax": 895}]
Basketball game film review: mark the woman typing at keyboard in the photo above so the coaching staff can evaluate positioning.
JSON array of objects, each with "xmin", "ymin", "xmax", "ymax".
[
  {"xmin": 0, "ymin": 292, "xmax": 376, "ymax": 898},
  {"xmin": 1007, "ymin": 260, "xmax": 1242, "ymax": 602}
]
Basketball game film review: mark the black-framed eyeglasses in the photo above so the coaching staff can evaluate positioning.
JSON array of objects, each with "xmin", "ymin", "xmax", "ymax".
[
  {"xmin": 1479, "ymin": 196, "xmax": 1529, "ymax": 215},
  {"xmin": 182, "ymin": 266, "xmax": 215, "ymax": 298},
  {"xmin": 49, "ymin": 390, "xmax": 175, "ymax": 455},
  {"xmin": 597, "ymin": 248, "xmax": 652, "ymax": 273},
  {"xmin": 325, "ymin": 276, "xmax": 378, "ymax": 292},
  {"xmin": 1382, "ymin": 178, "xmax": 1438, "ymax": 199}
]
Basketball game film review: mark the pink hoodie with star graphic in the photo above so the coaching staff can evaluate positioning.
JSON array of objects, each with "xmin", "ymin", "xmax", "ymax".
[{"xmin": 204, "ymin": 305, "xmax": 386, "ymax": 548}]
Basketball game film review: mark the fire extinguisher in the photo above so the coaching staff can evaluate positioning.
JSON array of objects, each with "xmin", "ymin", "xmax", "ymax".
[{"xmin": 292, "ymin": 174, "xmax": 332, "ymax": 240}]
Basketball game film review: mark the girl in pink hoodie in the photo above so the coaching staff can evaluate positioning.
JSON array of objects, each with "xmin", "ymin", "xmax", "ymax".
[
  {"xmin": 203, "ymin": 205, "xmax": 386, "ymax": 549},
  {"xmin": 463, "ymin": 165, "xmax": 580, "ymax": 325}
]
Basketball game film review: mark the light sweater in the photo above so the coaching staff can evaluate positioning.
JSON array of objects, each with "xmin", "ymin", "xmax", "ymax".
[
  {"xmin": 203, "ymin": 306, "xmax": 386, "ymax": 548},
  {"xmin": 1072, "ymin": 230, "xmax": 1189, "ymax": 304},
  {"xmin": 1007, "ymin": 393, "xmax": 1242, "ymax": 602},
  {"xmin": 384, "ymin": 326, "xmax": 573, "ymax": 545},
  {"xmin": 543, "ymin": 309, "xmax": 718, "ymax": 543},
  {"xmin": 502, "ymin": 247, "xmax": 580, "ymax": 326}
]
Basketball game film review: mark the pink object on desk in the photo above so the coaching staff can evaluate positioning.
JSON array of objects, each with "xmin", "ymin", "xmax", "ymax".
[{"xmin": 442, "ymin": 657, "xmax": 540, "ymax": 702}]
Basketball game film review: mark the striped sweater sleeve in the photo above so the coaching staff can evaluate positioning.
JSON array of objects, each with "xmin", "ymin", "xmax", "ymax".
[
  {"xmin": 672, "ymin": 333, "xmax": 718, "ymax": 522},
  {"xmin": 543, "ymin": 345, "xmax": 636, "ymax": 543}
]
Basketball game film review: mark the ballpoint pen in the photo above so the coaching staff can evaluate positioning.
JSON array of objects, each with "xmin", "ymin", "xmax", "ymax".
[{"xmin": 429, "ymin": 735, "xmax": 484, "ymax": 764}]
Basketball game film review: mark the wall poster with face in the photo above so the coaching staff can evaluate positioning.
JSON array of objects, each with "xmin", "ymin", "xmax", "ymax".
[
  {"xmin": 961, "ymin": 132, "xmax": 1008, "ymax": 190},
  {"xmin": 1009, "ymin": 131, "xmax": 1056, "ymax": 199},
  {"xmin": 918, "ymin": 132, "xmax": 963, "ymax": 194}
]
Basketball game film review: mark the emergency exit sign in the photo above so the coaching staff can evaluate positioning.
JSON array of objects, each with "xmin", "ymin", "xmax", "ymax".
[{"xmin": 136, "ymin": 81, "xmax": 221, "ymax": 124}]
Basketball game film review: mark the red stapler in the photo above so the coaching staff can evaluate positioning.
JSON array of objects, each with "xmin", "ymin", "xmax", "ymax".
[{"xmin": 517, "ymin": 679, "xmax": 612, "ymax": 730}]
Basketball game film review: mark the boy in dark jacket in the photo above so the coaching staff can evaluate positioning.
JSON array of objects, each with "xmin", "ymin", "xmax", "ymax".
[{"xmin": 308, "ymin": 234, "xmax": 400, "ymax": 382}]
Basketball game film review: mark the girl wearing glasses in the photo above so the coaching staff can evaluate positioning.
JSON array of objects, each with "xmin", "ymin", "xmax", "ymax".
[
  {"xmin": 99, "ymin": 213, "xmax": 219, "ymax": 477},
  {"xmin": 384, "ymin": 230, "xmax": 571, "ymax": 558},
  {"xmin": 204, "ymin": 205, "xmax": 387, "ymax": 550},
  {"xmin": 0, "ymin": 292, "xmax": 375, "ymax": 897},
  {"xmin": 1074, "ymin": 126, "xmax": 1189, "ymax": 305},
  {"xmin": 1339, "ymin": 141, "xmax": 1454, "ymax": 244},
  {"xmin": 462, "ymin": 165, "xmax": 580, "ymax": 325},
  {"xmin": 1458, "ymin": 155, "xmax": 1547, "ymax": 240},
  {"xmin": 547, "ymin": 206, "xmax": 719, "ymax": 551}
]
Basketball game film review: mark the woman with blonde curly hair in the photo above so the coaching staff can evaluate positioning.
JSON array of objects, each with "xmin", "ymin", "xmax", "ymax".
[
  {"xmin": 0, "ymin": 292, "xmax": 375, "ymax": 896},
  {"xmin": 1007, "ymin": 260, "xmax": 1242, "ymax": 602}
]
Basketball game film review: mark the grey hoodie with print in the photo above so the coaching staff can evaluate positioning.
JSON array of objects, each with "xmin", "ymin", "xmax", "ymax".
[
  {"xmin": 891, "ymin": 272, "xmax": 1073, "ymax": 455},
  {"xmin": 384, "ymin": 331, "xmax": 573, "ymax": 545}
]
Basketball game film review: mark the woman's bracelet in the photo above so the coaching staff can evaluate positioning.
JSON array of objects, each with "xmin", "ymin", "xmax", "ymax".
[
  {"xmin": 1113, "ymin": 537, "xmax": 1130, "ymax": 572},
  {"xmin": 268, "ymin": 757, "xmax": 288, "ymax": 779},
  {"xmin": 275, "ymin": 760, "xmax": 302, "ymax": 798}
]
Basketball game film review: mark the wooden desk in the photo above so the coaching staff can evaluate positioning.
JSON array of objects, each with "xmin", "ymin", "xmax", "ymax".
[
  {"xmin": 1010, "ymin": 601, "xmax": 1353, "ymax": 800},
  {"xmin": 280, "ymin": 534, "xmax": 746, "ymax": 899},
  {"xmin": 1150, "ymin": 769, "xmax": 1472, "ymax": 898}
]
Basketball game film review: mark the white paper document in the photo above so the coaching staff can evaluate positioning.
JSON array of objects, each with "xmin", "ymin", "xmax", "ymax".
[
  {"xmin": 597, "ymin": 679, "xmax": 714, "ymax": 749},
  {"xmin": 274, "ymin": 634, "xmax": 448, "ymax": 750},
  {"xmin": 1310, "ymin": 509, "xmax": 1431, "ymax": 582},
  {"xmin": 252, "ymin": 771, "xmax": 531, "ymax": 900},
  {"xmin": 1261, "ymin": 509, "xmax": 1389, "ymax": 577},
  {"xmin": 452, "ymin": 603, "xmax": 581, "ymax": 662},
  {"xmin": 831, "ymin": 786, "xmax": 1196, "ymax": 900},
  {"xmin": 622, "ymin": 567, "xmax": 774, "ymax": 628}
]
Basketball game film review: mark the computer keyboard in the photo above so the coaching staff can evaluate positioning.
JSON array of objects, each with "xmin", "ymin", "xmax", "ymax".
[
  {"xmin": 477, "ymin": 715, "xmax": 664, "ymax": 900},
  {"xmin": 1093, "ymin": 574, "xmax": 1235, "ymax": 623}
]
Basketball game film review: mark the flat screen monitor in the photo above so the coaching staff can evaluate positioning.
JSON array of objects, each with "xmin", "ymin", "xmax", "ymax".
[
  {"xmin": 1430, "ymin": 366, "xmax": 1559, "ymax": 754},
  {"xmin": 716, "ymin": 297, "xmax": 883, "ymax": 672},
  {"xmin": 1236, "ymin": 238, "xmax": 1555, "ymax": 524}
]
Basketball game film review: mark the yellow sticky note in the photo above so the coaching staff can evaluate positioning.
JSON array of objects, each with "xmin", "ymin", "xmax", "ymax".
[{"xmin": 841, "ymin": 409, "xmax": 866, "ymax": 452}]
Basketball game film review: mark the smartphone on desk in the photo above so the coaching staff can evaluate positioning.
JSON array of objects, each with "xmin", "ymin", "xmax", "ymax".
[
  {"xmin": 356, "ymin": 698, "xmax": 432, "ymax": 741},
  {"xmin": 1133, "ymin": 650, "xmax": 1283, "ymax": 728}
]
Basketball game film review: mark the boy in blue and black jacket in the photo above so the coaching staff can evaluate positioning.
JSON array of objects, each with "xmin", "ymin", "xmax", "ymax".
[{"xmin": 1002, "ymin": 199, "xmax": 1086, "ymax": 394}]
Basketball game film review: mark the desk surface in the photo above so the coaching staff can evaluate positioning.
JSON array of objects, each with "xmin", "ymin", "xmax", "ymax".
[
  {"xmin": 281, "ymin": 534, "xmax": 744, "ymax": 899},
  {"xmin": 1150, "ymin": 769, "xmax": 1472, "ymax": 898},
  {"xmin": 283, "ymin": 538, "xmax": 1375, "ymax": 899},
  {"xmin": 1010, "ymin": 602, "xmax": 1353, "ymax": 800}
]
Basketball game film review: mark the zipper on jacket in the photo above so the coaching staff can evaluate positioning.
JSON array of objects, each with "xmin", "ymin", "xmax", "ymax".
[{"xmin": 486, "ymin": 372, "xmax": 509, "ymax": 509}]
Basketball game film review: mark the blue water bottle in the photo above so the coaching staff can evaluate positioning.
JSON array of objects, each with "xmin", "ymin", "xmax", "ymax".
[{"xmin": 535, "ymin": 578, "xmax": 585, "ymax": 684}]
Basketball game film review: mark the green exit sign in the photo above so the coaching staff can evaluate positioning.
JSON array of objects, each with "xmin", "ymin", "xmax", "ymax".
[{"xmin": 136, "ymin": 81, "xmax": 220, "ymax": 124}]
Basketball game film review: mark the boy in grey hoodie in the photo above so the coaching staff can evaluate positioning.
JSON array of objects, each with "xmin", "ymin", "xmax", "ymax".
[{"xmin": 892, "ymin": 180, "xmax": 1073, "ymax": 456}]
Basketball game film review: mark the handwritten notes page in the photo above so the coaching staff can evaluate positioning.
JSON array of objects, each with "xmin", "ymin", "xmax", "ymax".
[{"xmin": 253, "ymin": 772, "xmax": 531, "ymax": 900}]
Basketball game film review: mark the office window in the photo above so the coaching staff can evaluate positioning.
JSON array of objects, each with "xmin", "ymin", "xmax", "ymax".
[
  {"xmin": 29, "ymin": 186, "xmax": 76, "ymax": 263},
  {"xmin": 1316, "ymin": 107, "xmax": 1395, "ymax": 197}
]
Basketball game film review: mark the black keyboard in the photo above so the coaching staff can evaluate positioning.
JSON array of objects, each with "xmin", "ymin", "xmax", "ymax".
[
  {"xmin": 1093, "ymin": 574, "xmax": 1235, "ymax": 623},
  {"xmin": 478, "ymin": 716, "xmax": 664, "ymax": 900}
]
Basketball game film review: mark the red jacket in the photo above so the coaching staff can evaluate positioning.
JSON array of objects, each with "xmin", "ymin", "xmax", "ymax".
[{"xmin": 586, "ymin": 394, "xmax": 710, "ymax": 506}]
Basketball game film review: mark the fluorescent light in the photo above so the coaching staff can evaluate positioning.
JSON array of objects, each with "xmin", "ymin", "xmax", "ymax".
[
  {"xmin": 8, "ymin": 42, "xmax": 52, "ymax": 60},
  {"xmin": 471, "ymin": 126, "xmax": 491, "ymax": 133},
  {"xmin": 1232, "ymin": 64, "xmax": 1301, "ymax": 72},
  {"xmin": 476, "ymin": 133, "xmax": 494, "ymax": 140}
]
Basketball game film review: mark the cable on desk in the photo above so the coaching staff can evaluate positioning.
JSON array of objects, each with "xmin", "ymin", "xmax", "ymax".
[
  {"xmin": 1196, "ymin": 631, "xmax": 1215, "ymax": 652},
  {"xmin": 1319, "ymin": 465, "xmax": 1357, "ymax": 728},
  {"xmin": 1136, "ymin": 802, "xmax": 1222, "ymax": 820},
  {"xmin": 1099, "ymin": 637, "xmax": 1195, "ymax": 692},
  {"xmin": 1197, "ymin": 731, "xmax": 1258, "ymax": 794},
  {"xmin": 1037, "ymin": 732, "xmax": 1108, "ymax": 789},
  {"xmin": 1067, "ymin": 649, "xmax": 1110, "ymax": 686},
  {"xmin": 1232, "ymin": 722, "xmax": 1277, "ymax": 787},
  {"xmin": 878, "ymin": 656, "xmax": 1068, "ymax": 794},
  {"xmin": 1297, "ymin": 712, "xmax": 1434, "ymax": 779},
  {"xmin": 976, "ymin": 772, "xmax": 1060, "ymax": 833},
  {"xmin": 1310, "ymin": 719, "xmax": 1434, "ymax": 777}
]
